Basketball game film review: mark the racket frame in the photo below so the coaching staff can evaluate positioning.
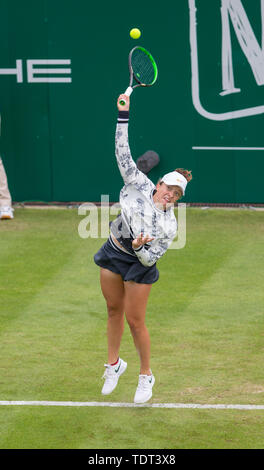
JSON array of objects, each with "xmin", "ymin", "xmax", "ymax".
[{"xmin": 119, "ymin": 46, "xmax": 158, "ymax": 105}]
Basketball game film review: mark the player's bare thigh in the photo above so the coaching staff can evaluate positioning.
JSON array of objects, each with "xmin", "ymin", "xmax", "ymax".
[
  {"xmin": 124, "ymin": 281, "xmax": 152, "ymax": 326},
  {"xmin": 100, "ymin": 268, "xmax": 125, "ymax": 314}
]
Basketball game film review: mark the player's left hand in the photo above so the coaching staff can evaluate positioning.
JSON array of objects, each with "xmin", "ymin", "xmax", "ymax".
[{"xmin": 132, "ymin": 233, "xmax": 154, "ymax": 250}]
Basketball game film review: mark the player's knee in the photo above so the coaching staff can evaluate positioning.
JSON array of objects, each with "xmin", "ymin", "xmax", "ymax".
[
  {"xmin": 126, "ymin": 315, "xmax": 145, "ymax": 333},
  {"xmin": 107, "ymin": 302, "xmax": 124, "ymax": 318}
]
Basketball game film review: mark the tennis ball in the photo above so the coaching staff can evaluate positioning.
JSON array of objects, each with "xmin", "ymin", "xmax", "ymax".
[{"xmin": 130, "ymin": 28, "xmax": 141, "ymax": 39}]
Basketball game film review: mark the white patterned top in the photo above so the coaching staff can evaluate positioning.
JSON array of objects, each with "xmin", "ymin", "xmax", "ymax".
[{"xmin": 111, "ymin": 114, "xmax": 177, "ymax": 267}]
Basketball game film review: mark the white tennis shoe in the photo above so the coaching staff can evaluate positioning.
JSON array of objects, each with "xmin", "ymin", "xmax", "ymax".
[
  {"xmin": 0, "ymin": 206, "xmax": 14, "ymax": 220},
  {"xmin": 134, "ymin": 373, "xmax": 155, "ymax": 404},
  {"xmin": 101, "ymin": 358, "xmax": 127, "ymax": 395}
]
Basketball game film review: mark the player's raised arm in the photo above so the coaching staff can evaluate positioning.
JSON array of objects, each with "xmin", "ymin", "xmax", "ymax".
[{"xmin": 115, "ymin": 94, "xmax": 149, "ymax": 186}]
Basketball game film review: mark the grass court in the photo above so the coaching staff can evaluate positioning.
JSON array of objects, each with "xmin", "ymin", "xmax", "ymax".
[{"xmin": 0, "ymin": 207, "xmax": 264, "ymax": 449}]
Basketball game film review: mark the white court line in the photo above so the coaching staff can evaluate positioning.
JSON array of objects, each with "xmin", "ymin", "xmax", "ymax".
[
  {"xmin": 192, "ymin": 146, "xmax": 264, "ymax": 151},
  {"xmin": 0, "ymin": 400, "xmax": 264, "ymax": 410}
]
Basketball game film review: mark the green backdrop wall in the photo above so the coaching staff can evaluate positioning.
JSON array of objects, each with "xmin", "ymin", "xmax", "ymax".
[{"xmin": 0, "ymin": 0, "xmax": 264, "ymax": 204}]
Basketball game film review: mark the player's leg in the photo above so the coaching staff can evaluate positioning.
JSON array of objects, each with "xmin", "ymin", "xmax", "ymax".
[
  {"xmin": 100, "ymin": 268, "xmax": 125, "ymax": 364},
  {"xmin": 124, "ymin": 281, "xmax": 155, "ymax": 403},
  {"xmin": 0, "ymin": 157, "xmax": 13, "ymax": 220},
  {"xmin": 100, "ymin": 268, "xmax": 127, "ymax": 395},
  {"xmin": 124, "ymin": 281, "xmax": 152, "ymax": 375}
]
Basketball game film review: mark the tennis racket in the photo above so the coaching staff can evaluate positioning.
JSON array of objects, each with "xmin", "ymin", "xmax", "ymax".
[{"xmin": 119, "ymin": 46, "xmax": 158, "ymax": 106}]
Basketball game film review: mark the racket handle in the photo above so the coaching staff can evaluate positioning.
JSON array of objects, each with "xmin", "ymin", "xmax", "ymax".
[
  {"xmin": 124, "ymin": 86, "xmax": 133, "ymax": 96},
  {"xmin": 119, "ymin": 86, "xmax": 133, "ymax": 106}
]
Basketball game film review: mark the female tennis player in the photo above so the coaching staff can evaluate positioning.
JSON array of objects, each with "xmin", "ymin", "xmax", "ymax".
[{"xmin": 94, "ymin": 94, "xmax": 192, "ymax": 404}]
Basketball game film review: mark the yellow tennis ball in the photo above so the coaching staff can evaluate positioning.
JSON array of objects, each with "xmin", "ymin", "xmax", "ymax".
[{"xmin": 130, "ymin": 28, "xmax": 141, "ymax": 39}]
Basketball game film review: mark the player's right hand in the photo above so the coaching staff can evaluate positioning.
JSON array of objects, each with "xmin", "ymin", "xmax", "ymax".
[{"xmin": 117, "ymin": 94, "xmax": 130, "ymax": 111}]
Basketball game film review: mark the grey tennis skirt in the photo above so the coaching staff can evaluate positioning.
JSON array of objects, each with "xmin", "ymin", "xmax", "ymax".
[{"xmin": 94, "ymin": 237, "xmax": 159, "ymax": 284}]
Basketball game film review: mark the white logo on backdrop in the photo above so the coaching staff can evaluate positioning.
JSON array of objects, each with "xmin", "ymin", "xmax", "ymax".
[
  {"xmin": 189, "ymin": 0, "xmax": 264, "ymax": 120},
  {"xmin": 0, "ymin": 59, "xmax": 72, "ymax": 83}
]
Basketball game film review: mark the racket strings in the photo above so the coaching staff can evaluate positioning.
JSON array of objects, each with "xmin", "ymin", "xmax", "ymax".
[{"xmin": 131, "ymin": 50, "xmax": 156, "ymax": 85}]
